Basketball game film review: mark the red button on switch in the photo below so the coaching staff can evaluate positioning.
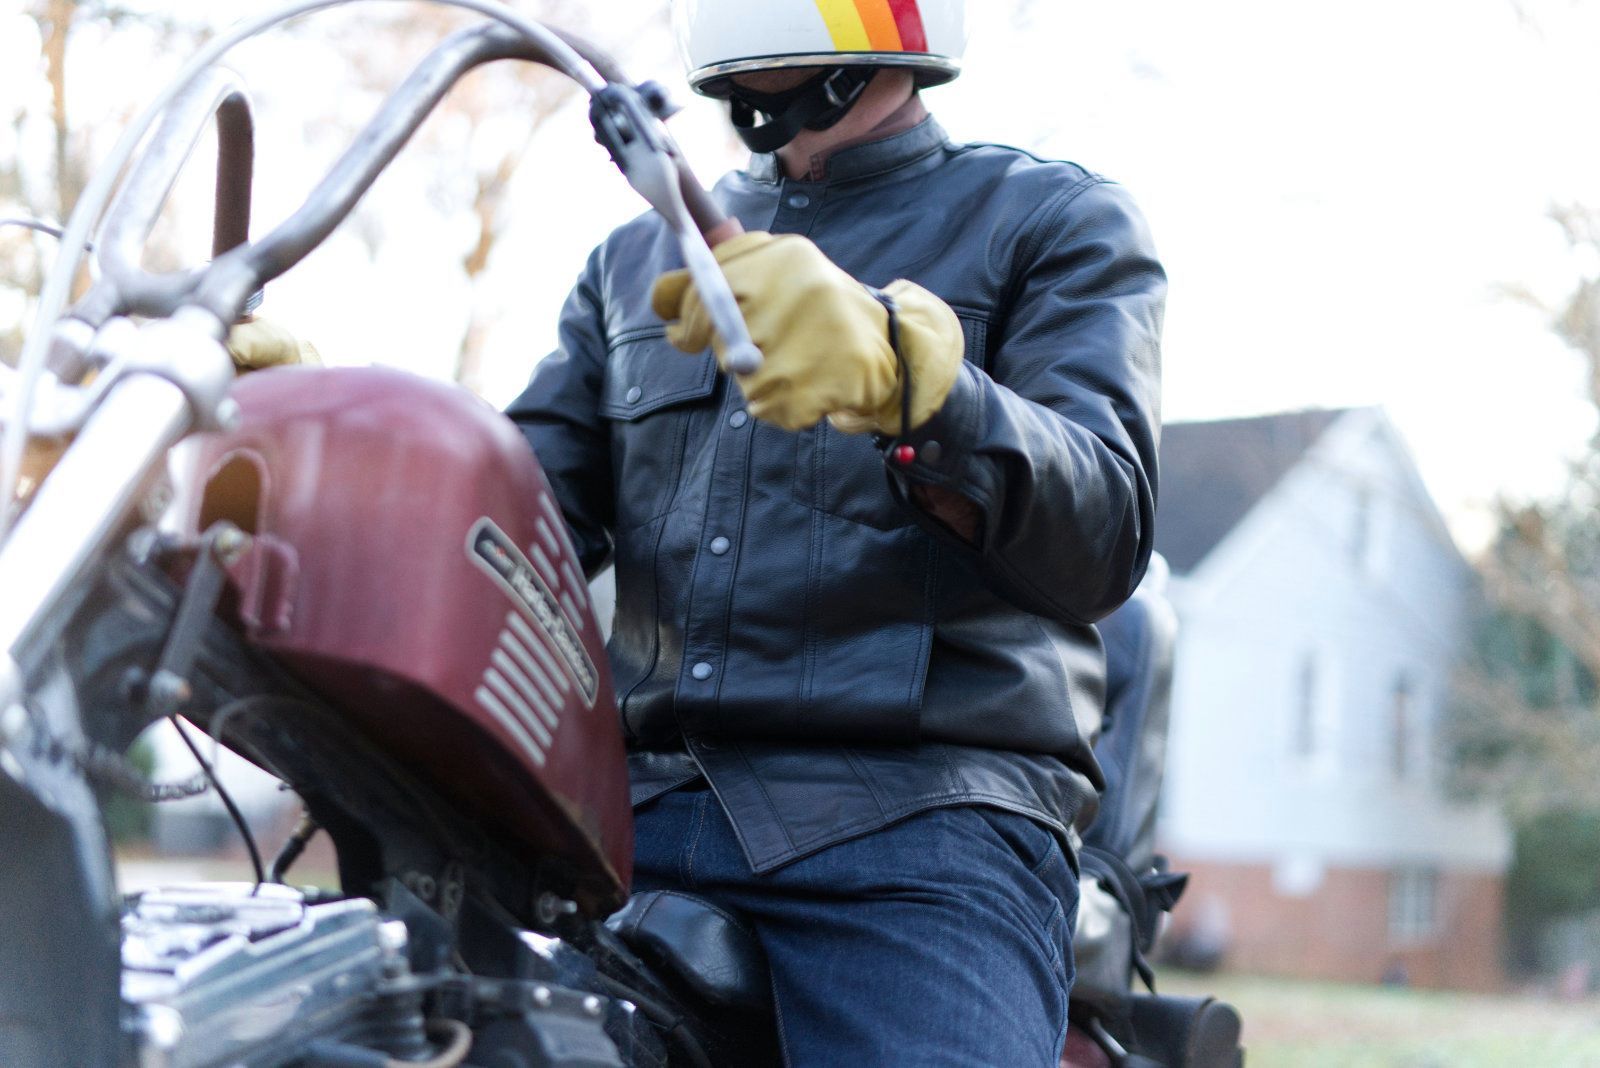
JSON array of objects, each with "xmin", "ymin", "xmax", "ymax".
[{"xmin": 892, "ymin": 445, "xmax": 917, "ymax": 466}]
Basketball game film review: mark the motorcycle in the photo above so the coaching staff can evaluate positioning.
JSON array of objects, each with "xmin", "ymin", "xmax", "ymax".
[{"xmin": 0, "ymin": 6, "xmax": 1245, "ymax": 1065}]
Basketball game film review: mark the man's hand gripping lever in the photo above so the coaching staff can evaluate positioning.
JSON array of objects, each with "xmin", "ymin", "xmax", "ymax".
[
  {"xmin": 651, "ymin": 232, "xmax": 966, "ymax": 436},
  {"xmin": 588, "ymin": 82, "xmax": 763, "ymax": 374}
]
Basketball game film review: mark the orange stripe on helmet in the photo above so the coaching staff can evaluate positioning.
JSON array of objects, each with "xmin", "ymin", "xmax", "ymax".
[{"xmin": 853, "ymin": 0, "xmax": 905, "ymax": 51}]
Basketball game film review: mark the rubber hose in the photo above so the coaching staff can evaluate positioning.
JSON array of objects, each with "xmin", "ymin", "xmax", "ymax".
[{"xmin": 388, "ymin": 1019, "xmax": 472, "ymax": 1068}]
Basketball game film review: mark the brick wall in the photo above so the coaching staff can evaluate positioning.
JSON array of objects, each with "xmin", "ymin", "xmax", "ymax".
[{"xmin": 1160, "ymin": 857, "xmax": 1506, "ymax": 991}]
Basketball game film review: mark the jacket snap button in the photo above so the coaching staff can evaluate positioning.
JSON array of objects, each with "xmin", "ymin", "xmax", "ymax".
[
  {"xmin": 625, "ymin": 385, "xmax": 643, "ymax": 404},
  {"xmin": 691, "ymin": 662, "xmax": 714, "ymax": 681},
  {"xmin": 710, "ymin": 537, "xmax": 731, "ymax": 556},
  {"xmin": 787, "ymin": 193, "xmax": 811, "ymax": 209},
  {"xmin": 920, "ymin": 440, "xmax": 943, "ymax": 465},
  {"xmin": 728, "ymin": 410, "xmax": 749, "ymax": 429}
]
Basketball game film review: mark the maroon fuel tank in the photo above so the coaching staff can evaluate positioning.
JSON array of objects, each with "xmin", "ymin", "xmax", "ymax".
[{"xmin": 170, "ymin": 365, "xmax": 631, "ymax": 913}]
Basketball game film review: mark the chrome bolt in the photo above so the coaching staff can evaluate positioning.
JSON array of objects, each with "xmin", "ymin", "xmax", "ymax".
[
  {"xmin": 212, "ymin": 524, "xmax": 250, "ymax": 565},
  {"xmin": 378, "ymin": 920, "xmax": 410, "ymax": 956},
  {"xmin": 0, "ymin": 703, "xmax": 27, "ymax": 745},
  {"xmin": 143, "ymin": 1006, "xmax": 184, "ymax": 1051},
  {"xmin": 148, "ymin": 670, "xmax": 192, "ymax": 710}
]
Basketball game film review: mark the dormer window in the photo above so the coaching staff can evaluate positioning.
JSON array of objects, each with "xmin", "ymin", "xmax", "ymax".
[
  {"xmin": 1293, "ymin": 649, "xmax": 1337, "ymax": 771},
  {"xmin": 1351, "ymin": 488, "xmax": 1372, "ymax": 566},
  {"xmin": 1351, "ymin": 485, "xmax": 1389, "ymax": 576},
  {"xmin": 1391, "ymin": 672, "xmax": 1413, "ymax": 780}
]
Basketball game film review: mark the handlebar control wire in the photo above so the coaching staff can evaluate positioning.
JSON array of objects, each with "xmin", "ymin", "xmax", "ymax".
[{"xmin": 0, "ymin": 217, "xmax": 85, "ymax": 246}]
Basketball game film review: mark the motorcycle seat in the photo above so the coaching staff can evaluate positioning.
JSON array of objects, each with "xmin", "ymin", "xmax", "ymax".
[{"xmin": 607, "ymin": 890, "xmax": 771, "ymax": 1015}]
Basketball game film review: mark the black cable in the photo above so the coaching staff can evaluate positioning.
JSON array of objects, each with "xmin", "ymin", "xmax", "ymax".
[
  {"xmin": 169, "ymin": 713, "xmax": 265, "ymax": 887},
  {"xmin": 268, "ymin": 808, "xmax": 320, "ymax": 883},
  {"xmin": 865, "ymin": 285, "xmax": 913, "ymax": 442},
  {"xmin": 0, "ymin": 216, "xmax": 92, "ymax": 249},
  {"xmin": 592, "ymin": 973, "xmax": 715, "ymax": 1068},
  {"xmin": 0, "ymin": 217, "xmax": 64, "ymax": 240}
]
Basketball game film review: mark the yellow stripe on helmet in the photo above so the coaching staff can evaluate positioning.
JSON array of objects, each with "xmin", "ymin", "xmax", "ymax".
[{"xmin": 812, "ymin": 0, "xmax": 872, "ymax": 51}]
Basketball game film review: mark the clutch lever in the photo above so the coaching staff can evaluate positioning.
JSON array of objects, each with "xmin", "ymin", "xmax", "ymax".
[{"xmin": 590, "ymin": 85, "xmax": 763, "ymax": 375}]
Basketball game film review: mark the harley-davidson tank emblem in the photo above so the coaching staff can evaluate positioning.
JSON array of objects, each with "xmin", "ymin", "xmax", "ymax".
[{"xmin": 467, "ymin": 517, "xmax": 598, "ymax": 707}]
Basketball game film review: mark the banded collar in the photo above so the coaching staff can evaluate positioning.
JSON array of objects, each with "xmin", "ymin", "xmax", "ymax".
[{"xmin": 747, "ymin": 116, "xmax": 950, "ymax": 186}]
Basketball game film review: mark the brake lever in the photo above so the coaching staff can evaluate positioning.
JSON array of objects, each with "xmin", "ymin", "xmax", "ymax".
[{"xmin": 590, "ymin": 85, "xmax": 763, "ymax": 375}]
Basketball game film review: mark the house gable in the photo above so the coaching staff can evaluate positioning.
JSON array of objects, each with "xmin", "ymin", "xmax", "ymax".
[
  {"xmin": 1156, "ymin": 407, "xmax": 1505, "ymax": 874},
  {"xmin": 1156, "ymin": 408, "xmax": 1348, "ymax": 575}
]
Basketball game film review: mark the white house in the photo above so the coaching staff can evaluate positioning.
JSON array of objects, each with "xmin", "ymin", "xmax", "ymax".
[{"xmin": 1154, "ymin": 407, "xmax": 1511, "ymax": 990}]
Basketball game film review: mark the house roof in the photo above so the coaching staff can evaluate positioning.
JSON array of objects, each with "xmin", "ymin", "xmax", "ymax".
[{"xmin": 1156, "ymin": 408, "xmax": 1352, "ymax": 574}]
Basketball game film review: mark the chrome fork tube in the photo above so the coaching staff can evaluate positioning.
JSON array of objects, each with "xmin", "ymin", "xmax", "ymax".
[{"xmin": 0, "ymin": 315, "xmax": 232, "ymax": 710}]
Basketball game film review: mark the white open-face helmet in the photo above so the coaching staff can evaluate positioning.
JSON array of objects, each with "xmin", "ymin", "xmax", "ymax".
[{"xmin": 671, "ymin": 0, "xmax": 969, "ymax": 95}]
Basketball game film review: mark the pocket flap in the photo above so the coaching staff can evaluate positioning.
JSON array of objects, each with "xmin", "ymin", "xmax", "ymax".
[{"xmin": 601, "ymin": 333, "xmax": 718, "ymax": 421}]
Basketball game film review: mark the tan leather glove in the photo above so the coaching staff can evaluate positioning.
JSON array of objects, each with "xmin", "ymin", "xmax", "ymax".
[
  {"xmin": 14, "ymin": 436, "xmax": 67, "ymax": 508},
  {"xmin": 225, "ymin": 315, "xmax": 322, "ymax": 372},
  {"xmin": 651, "ymin": 232, "xmax": 963, "ymax": 434}
]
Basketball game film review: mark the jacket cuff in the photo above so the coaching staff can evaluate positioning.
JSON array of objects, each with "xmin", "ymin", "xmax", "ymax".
[{"xmin": 882, "ymin": 362, "xmax": 999, "ymax": 536}]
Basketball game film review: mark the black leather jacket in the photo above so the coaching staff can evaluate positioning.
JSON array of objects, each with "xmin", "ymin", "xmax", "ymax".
[{"xmin": 507, "ymin": 117, "xmax": 1164, "ymax": 873}]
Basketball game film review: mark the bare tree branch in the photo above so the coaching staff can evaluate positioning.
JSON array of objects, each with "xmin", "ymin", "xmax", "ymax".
[{"xmin": 1451, "ymin": 201, "xmax": 1600, "ymax": 819}]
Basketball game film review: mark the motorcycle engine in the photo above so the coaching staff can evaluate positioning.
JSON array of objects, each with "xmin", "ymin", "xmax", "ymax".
[{"xmin": 121, "ymin": 883, "xmax": 431, "ymax": 1068}]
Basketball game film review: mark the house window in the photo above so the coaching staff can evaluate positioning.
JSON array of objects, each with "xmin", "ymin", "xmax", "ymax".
[
  {"xmin": 1391, "ymin": 673, "xmax": 1413, "ymax": 780},
  {"xmin": 1388, "ymin": 868, "xmax": 1439, "ymax": 942},
  {"xmin": 1351, "ymin": 488, "xmax": 1372, "ymax": 566},
  {"xmin": 1293, "ymin": 651, "xmax": 1335, "ymax": 765},
  {"xmin": 1351, "ymin": 485, "xmax": 1389, "ymax": 575},
  {"xmin": 1294, "ymin": 654, "xmax": 1319, "ymax": 759}
]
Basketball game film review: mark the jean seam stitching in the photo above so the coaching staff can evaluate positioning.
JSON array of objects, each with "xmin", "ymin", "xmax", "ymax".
[
  {"xmin": 682, "ymin": 790, "xmax": 709, "ymax": 889},
  {"xmin": 1030, "ymin": 835, "xmax": 1064, "ymax": 879},
  {"xmin": 1041, "ymin": 899, "xmax": 1065, "ymax": 968},
  {"xmin": 769, "ymin": 967, "xmax": 796, "ymax": 1068}
]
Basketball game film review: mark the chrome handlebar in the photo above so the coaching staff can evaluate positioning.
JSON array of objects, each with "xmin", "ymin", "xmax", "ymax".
[
  {"xmin": 0, "ymin": 8, "xmax": 761, "ymax": 706},
  {"xmin": 74, "ymin": 68, "xmax": 257, "ymax": 327}
]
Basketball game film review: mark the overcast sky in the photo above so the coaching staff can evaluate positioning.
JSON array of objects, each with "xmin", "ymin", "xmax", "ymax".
[{"xmin": 5, "ymin": 0, "xmax": 1600, "ymax": 552}]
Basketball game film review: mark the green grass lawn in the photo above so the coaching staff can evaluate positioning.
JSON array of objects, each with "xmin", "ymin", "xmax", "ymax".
[{"xmin": 1159, "ymin": 970, "xmax": 1600, "ymax": 1067}]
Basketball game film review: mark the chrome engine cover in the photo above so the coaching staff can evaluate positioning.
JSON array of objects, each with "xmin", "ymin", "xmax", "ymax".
[{"xmin": 121, "ymin": 883, "xmax": 415, "ymax": 1068}]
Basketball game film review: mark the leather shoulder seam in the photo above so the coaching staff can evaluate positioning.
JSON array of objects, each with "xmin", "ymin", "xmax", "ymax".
[{"xmin": 1013, "ymin": 174, "xmax": 1110, "ymax": 270}]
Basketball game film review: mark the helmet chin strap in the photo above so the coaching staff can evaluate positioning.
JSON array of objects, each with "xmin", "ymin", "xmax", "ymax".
[{"xmin": 726, "ymin": 68, "xmax": 873, "ymax": 153}]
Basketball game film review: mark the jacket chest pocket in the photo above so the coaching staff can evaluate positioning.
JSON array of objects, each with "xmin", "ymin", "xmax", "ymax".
[
  {"xmin": 601, "ymin": 331, "xmax": 719, "ymax": 533},
  {"xmin": 791, "ymin": 314, "xmax": 989, "ymax": 531}
]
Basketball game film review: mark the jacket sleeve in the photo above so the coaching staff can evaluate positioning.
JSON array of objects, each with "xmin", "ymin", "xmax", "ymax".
[
  {"xmin": 887, "ymin": 177, "xmax": 1165, "ymax": 625},
  {"xmin": 503, "ymin": 247, "xmax": 616, "ymax": 577}
]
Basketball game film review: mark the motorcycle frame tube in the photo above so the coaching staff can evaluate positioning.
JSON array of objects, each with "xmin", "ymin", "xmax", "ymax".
[
  {"xmin": 194, "ymin": 22, "xmax": 733, "ymax": 321},
  {"xmin": 0, "ymin": 344, "xmax": 226, "ymax": 706},
  {"xmin": 83, "ymin": 68, "xmax": 256, "ymax": 324},
  {"xmin": 197, "ymin": 23, "xmax": 601, "ymax": 319}
]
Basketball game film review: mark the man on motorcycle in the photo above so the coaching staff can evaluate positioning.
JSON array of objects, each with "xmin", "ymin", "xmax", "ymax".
[{"xmin": 508, "ymin": 2, "xmax": 1165, "ymax": 1064}]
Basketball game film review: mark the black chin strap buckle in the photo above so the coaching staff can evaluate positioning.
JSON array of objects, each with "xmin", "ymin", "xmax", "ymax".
[
  {"xmin": 727, "ymin": 68, "xmax": 874, "ymax": 154},
  {"xmin": 821, "ymin": 69, "xmax": 868, "ymax": 111}
]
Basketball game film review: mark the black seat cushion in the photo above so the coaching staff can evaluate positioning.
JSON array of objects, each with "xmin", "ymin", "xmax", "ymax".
[{"xmin": 606, "ymin": 891, "xmax": 772, "ymax": 1015}]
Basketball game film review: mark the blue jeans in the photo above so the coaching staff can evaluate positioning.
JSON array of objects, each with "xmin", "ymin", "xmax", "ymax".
[{"xmin": 632, "ymin": 786, "xmax": 1078, "ymax": 1067}]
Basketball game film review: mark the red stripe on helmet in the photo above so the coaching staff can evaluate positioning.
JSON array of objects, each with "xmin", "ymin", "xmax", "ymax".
[{"xmin": 885, "ymin": 0, "xmax": 928, "ymax": 51}]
